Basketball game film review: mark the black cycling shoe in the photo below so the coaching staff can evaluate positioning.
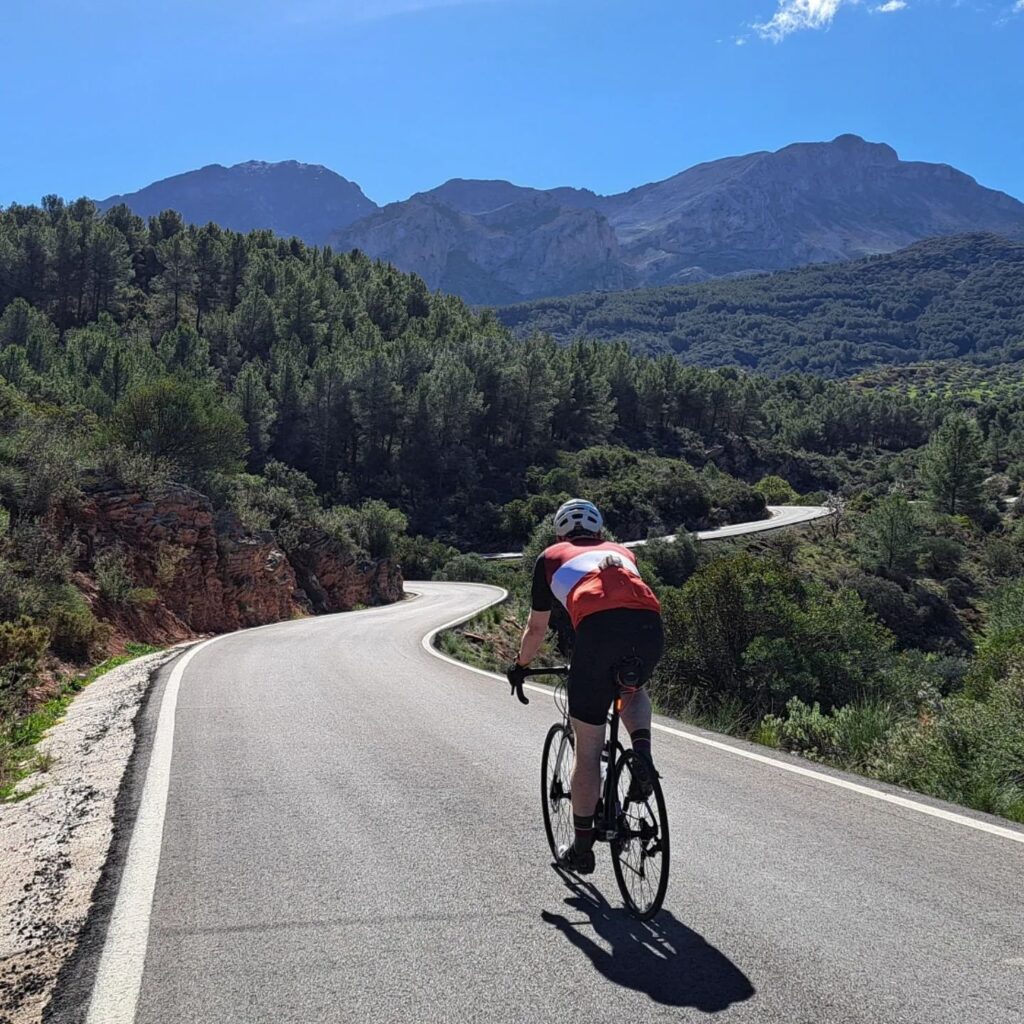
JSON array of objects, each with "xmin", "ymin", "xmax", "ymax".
[
  {"xmin": 557, "ymin": 842, "xmax": 596, "ymax": 875},
  {"xmin": 627, "ymin": 750, "xmax": 659, "ymax": 801}
]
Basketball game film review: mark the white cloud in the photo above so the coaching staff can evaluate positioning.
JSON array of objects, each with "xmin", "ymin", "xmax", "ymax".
[
  {"xmin": 874, "ymin": 0, "xmax": 907, "ymax": 11},
  {"xmin": 1015, "ymin": 0, "xmax": 1024, "ymax": 12},
  {"xmin": 754, "ymin": 0, "xmax": 852, "ymax": 41}
]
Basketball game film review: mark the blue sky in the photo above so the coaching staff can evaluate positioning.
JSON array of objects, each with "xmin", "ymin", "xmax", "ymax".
[{"xmin": 3, "ymin": 0, "xmax": 1022, "ymax": 206}]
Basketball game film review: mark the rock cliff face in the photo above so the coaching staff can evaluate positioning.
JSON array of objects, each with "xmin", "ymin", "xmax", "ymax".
[
  {"xmin": 72, "ymin": 484, "xmax": 402, "ymax": 647},
  {"xmin": 288, "ymin": 534, "xmax": 405, "ymax": 616},
  {"xmin": 334, "ymin": 192, "xmax": 630, "ymax": 305}
]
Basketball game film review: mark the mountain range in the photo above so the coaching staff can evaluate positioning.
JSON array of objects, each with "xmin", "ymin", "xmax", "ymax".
[{"xmin": 97, "ymin": 135, "xmax": 1024, "ymax": 305}]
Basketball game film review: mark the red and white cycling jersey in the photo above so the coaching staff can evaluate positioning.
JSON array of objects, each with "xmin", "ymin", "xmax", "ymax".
[{"xmin": 531, "ymin": 538, "xmax": 661, "ymax": 629}]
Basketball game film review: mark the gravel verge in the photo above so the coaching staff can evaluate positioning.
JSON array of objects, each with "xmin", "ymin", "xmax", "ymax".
[{"xmin": 0, "ymin": 648, "xmax": 180, "ymax": 1024}]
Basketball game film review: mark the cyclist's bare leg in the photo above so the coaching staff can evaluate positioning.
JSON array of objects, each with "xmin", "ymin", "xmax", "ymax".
[
  {"xmin": 570, "ymin": 717, "xmax": 604, "ymax": 846},
  {"xmin": 620, "ymin": 687, "xmax": 652, "ymax": 741},
  {"xmin": 620, "ymin": 687, "xmax": 655, "ymax": 783}
]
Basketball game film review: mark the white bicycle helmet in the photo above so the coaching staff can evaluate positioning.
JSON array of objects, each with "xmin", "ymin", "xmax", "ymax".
[{"xmin": 553, "ymin": 498, "xmax": 604, "ymax": 538}]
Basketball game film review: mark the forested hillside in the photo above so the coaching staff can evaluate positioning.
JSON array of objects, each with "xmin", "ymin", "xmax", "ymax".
[
  {"xmin": 500, "ymin": 234, "xmax": 1024, "ymax": 375},
  {"xmin": 2, "ymin": 196, "xmax": 983, "ymax": 550}
]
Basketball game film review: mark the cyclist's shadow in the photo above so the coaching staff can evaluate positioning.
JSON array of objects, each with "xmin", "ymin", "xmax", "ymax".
[{"xmin": 541, "ymin": 869, "xmax": 755, "ymax": 1012}]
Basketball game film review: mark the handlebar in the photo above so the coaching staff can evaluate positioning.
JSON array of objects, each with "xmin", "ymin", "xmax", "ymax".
[{"xmin": 508, "ymin": 665, "xmax": 569, "ymax": 705}]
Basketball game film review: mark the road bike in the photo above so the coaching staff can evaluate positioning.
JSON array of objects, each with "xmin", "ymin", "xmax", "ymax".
[{"xmin": 514, "ymin": 664, "xmax": 670, "ymax": 919}]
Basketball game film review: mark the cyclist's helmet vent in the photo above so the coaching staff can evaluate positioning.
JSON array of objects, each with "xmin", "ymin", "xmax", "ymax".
[{"xmin": 553, "ymin": 499, "xmax": 604, "ymax": 538}]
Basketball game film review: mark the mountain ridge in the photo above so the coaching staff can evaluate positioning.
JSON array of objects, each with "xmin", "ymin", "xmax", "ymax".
[
  {"xmin": 94, "ymin": 136, "xmax": 1024, "ymax": 304},
  {"xmin": 97, "ymin": 159, "xmax": 378, "ymax": 245}
]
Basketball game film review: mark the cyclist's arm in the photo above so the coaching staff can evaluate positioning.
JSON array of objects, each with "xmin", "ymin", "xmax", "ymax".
[
  {"xmin": 516, "ymin": 608, "xmax": 550, "ymax": 667},
  {"xmin": 515, "ymin": 555, "xmax": 553, "ymax": 667}
]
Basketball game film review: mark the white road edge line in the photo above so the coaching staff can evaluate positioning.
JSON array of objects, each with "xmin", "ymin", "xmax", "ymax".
[
  {"xmin": 421, "ymin": 586, "xmax": 1024, "ymax": 847},
  {"xmin": 85, "ymin": 634, "xmax": 224, "ymax": 1024}
]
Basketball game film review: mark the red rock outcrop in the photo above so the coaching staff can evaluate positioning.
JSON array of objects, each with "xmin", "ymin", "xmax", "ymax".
[
  {"xmin": 288, "ymin": 533, "xmax": 404, "ymax": 614},
  {"xmin": 71, "ymin": 483, "xmax": 403, "ymax": 647}
]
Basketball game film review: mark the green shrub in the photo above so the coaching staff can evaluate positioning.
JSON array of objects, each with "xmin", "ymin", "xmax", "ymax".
[
  {"xmin": 761, "ymin": 697, "xmax": 898, "ymax": 768},
  {"xmin": 761, "ymin": 698, "xmax": 837, "ymax": 760},
  {"xmin": 394, "ymin": 534, "xmax": 458, "ymax": 580},
  {"xmin": 154, "ymin": 541, "xmax": 188, "ymax": 587},
  {"xmin": 880, "ymin": 649, "xmax": 967, "ymax": 710},
  {"xmin": 94, "ymin": 547, "xmax": 134, "ymax": 605},
  {"xmin": 871, "ymin": 662, "xmax": 1024, "ymax": 823},
  {"xmin": 830, "ymin": 701, "xmax": 900, "ymax": 767},
  {"xmin": 916, "ymin": 536, "xmax": 964, "ymax": 578},
  {"xmin": 46, "ymin": 586, "xmax": 112, "ymax": 661},
  {"xmin": 10, "ymin": 520, "xmax": 76, "ymax": 585},
  {"xmin": 641, "ymin": 534, "xmax": 698, "ymax": 588},
  {"xmin": 968, "ymin": 580, "xmax": 1024, "ymax": 699},
  {"xmin": 522, "ymin": 521, "xmax": 558, "ymax": 567},
  {"xmin": 0, "ymin": 616, "xmax": 50, "ymax": 718},
  {"xmin": 314, "ymin": 506, "xmax": 362, "ymax": 559},
  {"xmin": 500, "ymin": 494, "xmax": 561, "ymax": 543},
  {"xmin": 356, "ymin": 500, "xmax": 408, "ymax": 560},
  {"xmin": 100, "ymin": 444, "xmax": 173, "ymax": 496},
  {"xmin": 432, "ymin": 554, "xmax": 492, "ymax": 583},
  {"xmin": 653, "ymin": 553, "xmax": 894, "ymax": 718},
  {"xmin": 703, "ymin": 472, "xmax": 766, "ymax": 525},
  {"xmin": 110, "ymin": 376, "xmax": 246, "ymax": 481},
  {"xmin": 981, "ymin": 535, "xmax": 1023, "ymax": 578},
  {"xmin": 754, "ymin": 475, "xmax": 798, "ymax": 504},
  {"xmin": 857, "ymin": 494, "xmax": 920, "ymax": 571}
]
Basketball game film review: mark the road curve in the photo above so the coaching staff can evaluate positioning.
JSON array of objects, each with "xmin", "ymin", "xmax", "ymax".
[
  {"xmin": 75, "ymin": 583, "xmax": 1023, "ymax": 1024},
  {"xmin": 482, "ymin": 504, "xmax": 831, "ymax": 560}
]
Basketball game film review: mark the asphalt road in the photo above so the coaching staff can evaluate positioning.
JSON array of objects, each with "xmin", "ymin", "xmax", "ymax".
[
  {"xmin": 482, "ymin": 504, "xmax": 832, "ymax": 560},
  {"xmin": 80, "ymin": 582, "xmax": 1024, "ymax": 1024}
]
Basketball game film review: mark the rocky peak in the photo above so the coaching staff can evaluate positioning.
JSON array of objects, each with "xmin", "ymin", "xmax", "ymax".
[
  {"xmin": 98, "ymin": 160, "xmax": 378, "ymax": 245},
  {"xmin": 423, "ymin": 178, "xmax": 601, "ymax": 214}
]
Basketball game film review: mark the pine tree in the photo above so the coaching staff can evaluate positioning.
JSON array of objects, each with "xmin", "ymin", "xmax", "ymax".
[
  {"xmin": 233, "ymin": 361, "xmax": 277, "ymax": 469},
  {"xmin": 921, "ymin": 413, "xmax": 985, "ymax": 517},
  {"xmin": 858, "ymin": 494, "xmax": 920, "ymax": 570}
]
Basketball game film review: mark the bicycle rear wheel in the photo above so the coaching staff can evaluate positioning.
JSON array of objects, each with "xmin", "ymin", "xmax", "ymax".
[
  {"xmin": 610, "ymin": 750, "xmax": 670, "ymax": 920},
  {"xmin": 541, "ymin": 722, "xmax": 574, "ymax": 860}
]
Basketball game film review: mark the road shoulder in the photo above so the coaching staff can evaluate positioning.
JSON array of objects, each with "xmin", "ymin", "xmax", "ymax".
[{"xmin": 0, "ymin": 648, "xmax": 180, "ymax": 1024}]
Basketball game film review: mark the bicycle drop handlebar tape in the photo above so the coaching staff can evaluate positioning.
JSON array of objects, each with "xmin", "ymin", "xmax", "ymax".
[{"xmin": 506, "ymin": 664, "xmax": 530, "ymax": 705}]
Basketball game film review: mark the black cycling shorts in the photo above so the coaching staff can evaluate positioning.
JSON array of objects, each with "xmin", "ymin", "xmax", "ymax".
[{"xmin": 568, "ymin": 608, "xmax": 664, "ymax": 726}]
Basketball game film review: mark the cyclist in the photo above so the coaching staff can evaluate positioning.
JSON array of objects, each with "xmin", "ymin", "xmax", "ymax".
[{"xmin": 507, "ymin": 499, "xmax": 664, "ymax": 875}]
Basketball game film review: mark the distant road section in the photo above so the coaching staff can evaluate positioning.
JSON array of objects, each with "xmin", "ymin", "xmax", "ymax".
[{"xmin": 482, "ymin": 504, "xmax": 832, "ymax": 561}]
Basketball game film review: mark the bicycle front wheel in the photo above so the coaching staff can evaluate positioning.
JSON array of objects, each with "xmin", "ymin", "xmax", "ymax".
[
  {"xmin": 540, "ymin": 722, "xmax": 574, "ymax": 860},
  {"xmin": 610, "ymin": 750, "xmax": 670, "ymax": 920}
]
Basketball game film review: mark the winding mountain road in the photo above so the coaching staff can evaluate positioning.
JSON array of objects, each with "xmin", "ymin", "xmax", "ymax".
[
  {"xmin": 481, "ymin": 504, "xmax": 832, "ymax": 560},
  {"xmin": 61, "ymin": 582, "xmax": 1024, "ymax": 1024}
]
